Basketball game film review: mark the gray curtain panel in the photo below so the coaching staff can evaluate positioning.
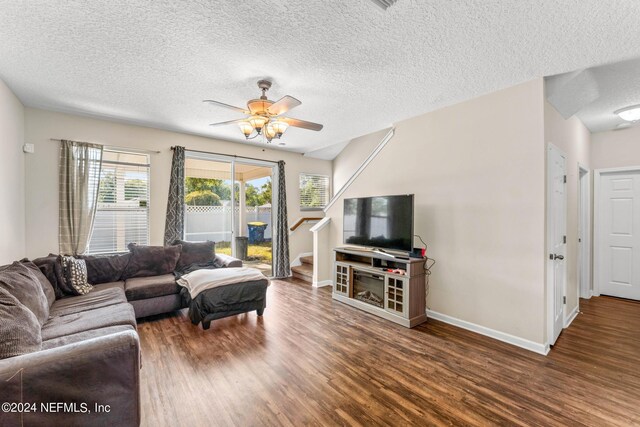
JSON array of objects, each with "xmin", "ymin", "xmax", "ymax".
[
  {"xmin": 273, "ymin": 160, "xmax": 291, "ymax": 278},
  {"xmin": 164, "ymin": 146, "xmax": 185, "ymax": 245},
  {"xmin": 59, "ymin": 140, "xmax": 103, "ymax": 255}
]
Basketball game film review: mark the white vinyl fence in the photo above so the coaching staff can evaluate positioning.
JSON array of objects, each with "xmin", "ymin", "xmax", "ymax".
[{"xmin": 184, "ymin": 205, "xmax": 272, "ymax": 243}]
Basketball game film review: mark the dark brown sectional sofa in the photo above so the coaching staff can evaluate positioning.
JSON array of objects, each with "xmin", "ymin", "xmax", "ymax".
[{"xmin": 0, "ymin": 243, "xmax": 241, "ymax": 427}]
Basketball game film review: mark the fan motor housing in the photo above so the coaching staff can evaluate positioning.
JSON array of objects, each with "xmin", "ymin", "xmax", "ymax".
[{"xmin": 247, "ymin": 98, "xmax": 274, "ymax": 115}]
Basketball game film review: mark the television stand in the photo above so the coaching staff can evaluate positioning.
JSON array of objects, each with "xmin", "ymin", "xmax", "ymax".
[{"xmin": 333, "ymin": 247, "xmax": 427, "ymax": 328}]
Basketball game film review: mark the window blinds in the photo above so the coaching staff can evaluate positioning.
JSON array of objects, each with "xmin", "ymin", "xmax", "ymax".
[
  {"xmin": 299, "ymin": 173, "xmax": 330, "ymax": 209},
  {"xmin": 87, "ymin": 150, "xmax": 150, "ymax": 254}
]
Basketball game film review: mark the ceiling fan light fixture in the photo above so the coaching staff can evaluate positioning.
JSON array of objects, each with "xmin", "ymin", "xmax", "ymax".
[
  {"xmin": 204, "ymin": 79, "xmax": 323, "ymax": 144},
  {"xmin": 271, "ymin": 120, "xmax": 289, "ymax": 138},
  {"xmin": 248, "ymin": 115, "xmax": 268, "ymax": 133},
  {"xmin": 615, "ymin": 104, "xmax": 640, "ymax": 122},
  {"xmin": 264, "ymin": 123, "xmax": 277, "ymax": 142},
  {"xmin": 238, "ymin": 121, "xmax": 253, "ymax": 138}
]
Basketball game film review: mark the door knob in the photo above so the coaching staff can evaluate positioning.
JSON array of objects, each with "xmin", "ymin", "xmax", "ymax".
[{"xmin": 553, "ymin": 254, "xmax": 564, "ymax": 260}]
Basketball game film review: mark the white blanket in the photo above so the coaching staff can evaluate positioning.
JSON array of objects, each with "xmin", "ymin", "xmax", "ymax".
[{"xmin": 177, "ymin": 267, "xmax": 268, "ymax": 298}]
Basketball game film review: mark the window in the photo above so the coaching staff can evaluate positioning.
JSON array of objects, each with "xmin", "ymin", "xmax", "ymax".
[
  {"xmin": 299, "ymin": 173, "xmax": 330, "ymax": 210},
  {"xmin": 87, "ymin": 149, "xmax": 150, "ymax": 254}
]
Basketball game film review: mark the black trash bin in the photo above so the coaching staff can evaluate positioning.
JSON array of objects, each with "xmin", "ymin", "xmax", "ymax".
[
  {"xmin": 235, "ymin": 236, "xmax": 248, "ymax": 260},
  {"xmin": 247, "ymin": 222, "xmax": 268, "ymax": 244}
]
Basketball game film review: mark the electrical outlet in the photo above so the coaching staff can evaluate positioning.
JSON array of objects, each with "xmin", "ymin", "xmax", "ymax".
[{"xmin": 23, "ymin": 143, "xmax": 35, "ymax": 153}]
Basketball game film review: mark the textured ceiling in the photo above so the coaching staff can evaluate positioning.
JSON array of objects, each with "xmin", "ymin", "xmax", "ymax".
[
  {"xmin": 547, "ymin": 56, "xmax": 640, "ymax": 133},
  {"xmin": 1, "ymin": 1, "xmax": 640, "ymax": 157}
]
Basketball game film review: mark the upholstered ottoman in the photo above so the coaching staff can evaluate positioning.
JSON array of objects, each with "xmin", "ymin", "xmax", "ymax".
[{"xmin": 177, "ymin": 268, "xmax": 269, "ymax": 329}]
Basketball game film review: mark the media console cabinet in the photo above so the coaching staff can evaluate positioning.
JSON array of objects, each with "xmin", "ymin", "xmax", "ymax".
[{"xmin": 332, "ymin": 247, "xmax": 427, "ymax": 328}]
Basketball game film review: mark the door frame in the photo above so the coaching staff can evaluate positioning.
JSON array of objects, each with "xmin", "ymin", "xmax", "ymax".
[
  {"xmin": 577, "ymin": 165, "xmax": 591, "ymax": 299},
  {"xmin": 184, "ymin": 150, "xmax": 277, "ymax": 273},
  {"xmin": 546, "ymin": 143, "xmax": 567, "ymax": 347},
  {"xmin": 593, "ymin": 165, "xmax": 640, "ymax": 296}
]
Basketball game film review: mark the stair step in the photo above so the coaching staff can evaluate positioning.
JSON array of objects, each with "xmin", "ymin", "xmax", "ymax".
[
  {"xmin": 300, "ymin": 255, "xmax": 314, "ymax": 266},
  {"xmin": 292, "ymin": 270, "xmax": 312, "ymax": 284},
  {"xmin": 291, "ymin": 264, "xmax": 312, "ymax": 284}
]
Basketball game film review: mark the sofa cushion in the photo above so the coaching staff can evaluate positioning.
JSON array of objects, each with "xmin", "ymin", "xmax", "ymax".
[
  {"xmin": 32, "ymin": 254, "xmax": 67, "ymax": 299},
  {"xmin": 172, "ymin": 240, "xmax": 216, "ymax": 271},
  {"xmin": 60, "ymin": 256, "xmax": 93, "ymax": 295},
  {"xmin": 0, "ymin": 287, "xmax": 42, "ymax": 359},
  {"xmin": 123, "ymin": 244, "xmax": 182, "ymax": 279},
  {"xmin": 42, "ymin": 324, "xmax": 136, "ymax": 350},
  {"xmin": 49, "ymin": 287, "xmax": 127, "ymax": 317},
  {"xmin": 78, "ymin": 253, "xmax": 132, "ymax": 284},
  {"xmin": 125, "ymin": 274, "xmax": 180, "ymax": 301},
  {"xmin": 0, "ymin": 261, "xmax": 49, "ymax": 325},
  {"xmin": 42, "ymin": 302, "xmax": 136, "ymax": 341},
  {"xmin": 20, "ymin": 260, "xmax": 56, "ymax": 308},
  {"xmin": 93, "ymin": 281, "xmax": 125, "ymax": 292}
]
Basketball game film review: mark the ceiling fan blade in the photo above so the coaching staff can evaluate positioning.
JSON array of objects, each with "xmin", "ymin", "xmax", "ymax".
[
  {"xmin": 203, "ymin": 99, "xmax": 249, "ymax": 114},
  {"xmin": 267, "ymin": 95, "xmax": 302, "ymax": 116},
  {"xmin": 281, "ymin": 117, "xmax": 323, "ymax": 131},
  {"xmin": 209, "ymin": 119, "xmax": 245, "ymax": 127}
]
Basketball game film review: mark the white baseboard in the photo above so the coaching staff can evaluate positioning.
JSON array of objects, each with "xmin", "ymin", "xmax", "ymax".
[
  {"xmin": 579, "ymin": 290, "xmax": 592, "ymax": 299},
  {"xmin": 291, "ymin": 252, "xmax": 313, "ymax": 268},
  {"xmin": 313, "ymin": 280, "xmax": 332, "ymax": 288},
  {"xmin": 564, "ymin": 306, "xmax": 579, "ymax": 328},
  {"xmin": 426, "ymin": 310, "xmax": 550, "ymax": 356}
]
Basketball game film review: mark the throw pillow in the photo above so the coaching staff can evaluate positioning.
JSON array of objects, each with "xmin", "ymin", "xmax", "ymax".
[
  {"xmin": 78, "ymin": 252, "xmax": 133, "ymax": 284},
  {"xmin": 123, "ymin": 244, "xmax": 182, "ymax": 279},
  {"xmin": 0, "ymin": 287, "xmax": 42, "ymax": 359},
  {"xmin": 20, "ymin": 259, "xmax": 56, "ymax": 308},
  {"xmin": 0, "ymin": 261, "xmax": 50, "ymax": 326},
  {"xmin": 32, "ymin": 254, "xmax": 68, "ymax": 299},
  {"xmin": 172, "ymin": 240, "xmax": 216, "ymax": 271},
  {"xmin": 60, "ymin": 256, "xmax": 93, "ymax": 295}
]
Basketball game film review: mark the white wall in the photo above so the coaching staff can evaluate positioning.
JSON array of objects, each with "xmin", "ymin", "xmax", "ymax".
[
  {"xmin": 324, "ymin": 79, "xmax": 547, "ymax": 345},
  {"xmin": 332, "ymin": 128, "xmax": 391, "ymax": 194},
  {"xmin": 543, "ymin": 100, "xmax": 591, "ymax": 319},
  {"xmin": 0, "ymin": 79, "xmax": 25, "ymax": 264},
  {"xmin": 23, "ymin": 108, "xmax": 332, "ymax": 260},
  {"xmin": 591, "ymin": 125, "xmax": 640, "ymax": 170}
]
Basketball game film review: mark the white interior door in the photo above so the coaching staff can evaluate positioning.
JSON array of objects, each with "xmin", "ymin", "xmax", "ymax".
[
  {"xmin": 597, "ymin": 170, "xmax": 640, "ymax": 300},
  {"xmin": 547, "ymin": 144, "xmax": 567, "ymax": 346}
]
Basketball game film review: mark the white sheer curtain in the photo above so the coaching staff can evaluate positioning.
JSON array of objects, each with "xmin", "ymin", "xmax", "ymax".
[{"xmin": 59, "ymin": 140, "xmax": 103, "ymax": 255}]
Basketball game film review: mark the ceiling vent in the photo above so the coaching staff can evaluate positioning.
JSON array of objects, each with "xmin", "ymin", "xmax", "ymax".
[{"xmin": 370, "ymin": 0, "xmax": 399, "ymax": 10}]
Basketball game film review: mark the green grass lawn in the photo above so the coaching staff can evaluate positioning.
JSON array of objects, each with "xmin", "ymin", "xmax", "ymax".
[{"xmin": 216, "ymin": 241, "xmax": 272, "ymax": 263}]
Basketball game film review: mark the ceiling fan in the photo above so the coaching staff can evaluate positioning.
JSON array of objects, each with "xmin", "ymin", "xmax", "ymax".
[{"xmin": 204, "ymin": 80, "xmax": 323, "ymax": 144}]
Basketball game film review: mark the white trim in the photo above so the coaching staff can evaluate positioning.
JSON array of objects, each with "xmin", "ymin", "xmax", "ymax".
[
  {"xmin": 564, "ymin": 305, "xmax": 579, "ymax": 329},
  {"xmin": 323, "ymin": 127, "xmax": 395, "ymax": 212},
  {"xmin": 313, "ymin": 280, "xmax": 333, "ymax": 288},
  {"xmin": 593, "ymin": 165, "xmax": 640, "ymax": 297},
  {"xmin": 426, "ymin": 310, "xmax": 549, "ymax": 356},
  {"xmin": 291, "ymin": 252, "xmax": 313, "ymax": 268},
  {"xmin": 103, "ymin": 145, "xmax": 160, "ymax": 155},
  {"xmin": 185, "ymin": 150, "xmax": 276, "ymax": 167},
  {"xmin": 310, "ymin": 217, "xmax": 331, "ymax": 232},
  {"xmin": 577, "ymin": 165, "xmax": 591, "ymax": 300}
]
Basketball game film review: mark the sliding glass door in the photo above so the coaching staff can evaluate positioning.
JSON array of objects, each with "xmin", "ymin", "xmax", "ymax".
[{"xmin": 184, "ymin": 152, "xmax": 274, "ymax": 276}]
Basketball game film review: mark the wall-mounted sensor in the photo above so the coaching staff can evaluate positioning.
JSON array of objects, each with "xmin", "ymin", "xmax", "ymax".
[{"xmin": 23, "ymin": 143, "xmax": 35, "ymax": 153}]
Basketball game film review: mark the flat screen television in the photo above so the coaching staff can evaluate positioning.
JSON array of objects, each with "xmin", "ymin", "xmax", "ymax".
[{"xmin": 343, "ymin": 194, "xmax": 414, "ymax": 252}]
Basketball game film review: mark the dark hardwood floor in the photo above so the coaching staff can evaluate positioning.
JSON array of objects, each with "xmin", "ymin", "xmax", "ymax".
[{"xmin": 137, "ymin": 280, "xmax": 640, "ymax": 426}]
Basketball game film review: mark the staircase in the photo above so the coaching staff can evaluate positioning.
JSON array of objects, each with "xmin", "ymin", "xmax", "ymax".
[{"xmin": 291, "ymin": 255, "xmax": 313, "ymax": 284}]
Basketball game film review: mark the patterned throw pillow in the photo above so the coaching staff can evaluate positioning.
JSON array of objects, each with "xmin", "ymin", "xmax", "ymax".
[{"xmin": 61, "ymin": 256, "xmax": 93, "ymax": 295}]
